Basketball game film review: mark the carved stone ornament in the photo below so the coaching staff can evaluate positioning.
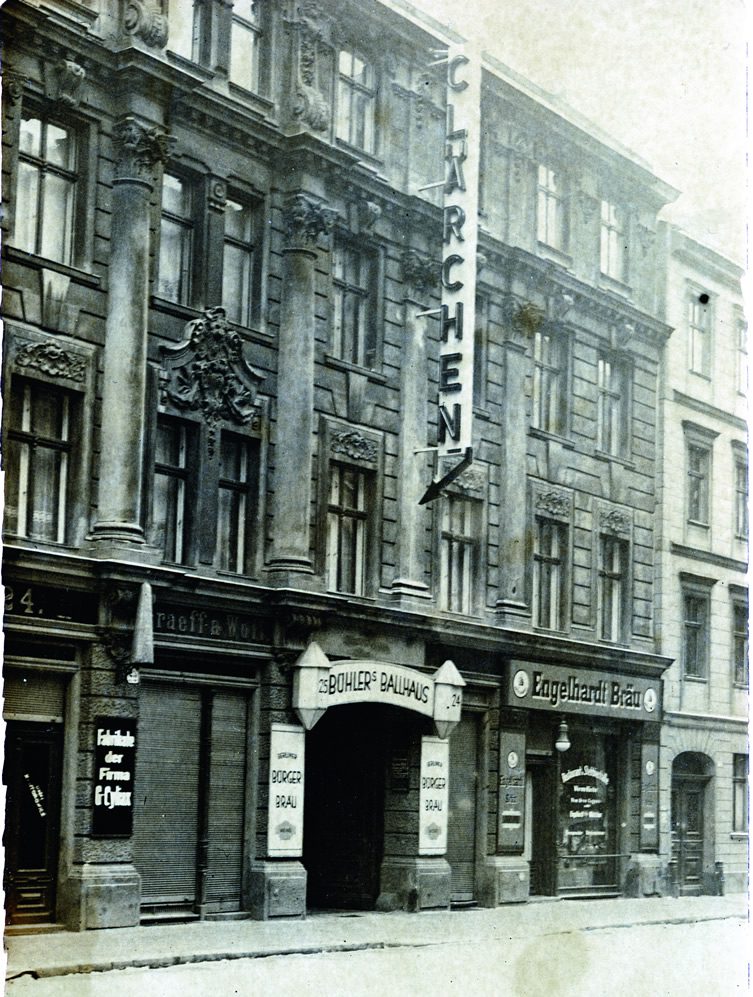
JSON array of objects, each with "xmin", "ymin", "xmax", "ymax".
[
  {"xmin": 577, "ymin": 189, "xmax": 599, "ymax": 224},
  {"xmin": 548, "ymin": 290, "xmax": 575, "ymax": 322},
  {"xmin": 291, "ymin": 0, "xmax": 330, "ymax": 133},
  {"xmin": 113, "ymin": 116, "xmax": 170, "ymax": 182},
  {"xmin": 283, "ymin": 193, "xmax": 337, "ymax": 250},
  {"xmin": 637, "ymin": 224, "xmax": 656, "ymax": 258},
  {"xmin": 536, "ymin": 489, "xmax": 570, "ymax": 518},
  {"xmin": 54, "ymin": 59, "xmax": 86, "ymax": 108},
  {"xmin": 293, "ymin": 84, "xmax": 330, "ymax": 133},
  {"xmin": 401, "ymin": 250, "xmax": 437, "ymax": 297},
  {"xmin": 330, "ymin": 429, "xmax": 379, "ymax": 463},
  {"xmin": 512, "ymin": 302, "xmax": 545, "ymax": 338},
  {"xmin": 446, "ymin": 465, "xmax": 486, "ymax": 496},
  {"xmin": 15, "ymin": 340, "xmax": 87, "ymax": 382},
  {"xmin": 601, "ymin": 508, "xmax": 630, "ymax": 535},
  {"xmin": 208, "ymin": 178, "xmax": 228, "ymax": 212},
  {"xmin": 100, "ymin": 629, "xmax": 132, "ymax": 666},
  {"xmin": 123, "ymin": 0, "xmax": 169, "ymax": 49},
  {"xmin": 358, "ymin": 199, "xmax": 382, "ymax": 232},
  {"xmin": 3, "ymin": 71, "xmax": 27, "ymax": 106},
  {"xmin": 159, "ymin": 307, "xmax": 265, "ymax": 435}
]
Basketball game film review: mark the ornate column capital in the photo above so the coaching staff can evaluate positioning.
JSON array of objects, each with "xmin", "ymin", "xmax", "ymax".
[
  {"xmin": 113, "ymin": 116, "xmax": 171, "ymax": 183},
  {"xmin": 282, "ymin": 193, "xmax": 337, "ymax": 251},
  {"xmin": 400, "ymin": 250, "xmax": 438, "ymax": 300}
]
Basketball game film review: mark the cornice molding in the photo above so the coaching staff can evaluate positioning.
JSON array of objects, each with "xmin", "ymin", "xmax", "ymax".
[
  {"xmin": 671, "ymin": 543, "xmax": 748, "ymax": 574},
  {"xmin": 672, "ymin": 391, "xmax": 748, "ymax": 433}
]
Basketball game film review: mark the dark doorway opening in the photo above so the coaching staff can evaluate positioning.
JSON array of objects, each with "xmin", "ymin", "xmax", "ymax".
[
  {"xmin": 3, "ymin": 721, "xmax": 63, "ymax": 925},
  {"xmin": 528, "ymin": 757, "xmax": 556, "ymax": 896},
  {"xmin": 303, "ymin": 705, "xmax": 386, "ymax": 910},
  {"xmin": 671, "ymin": 752, "xmax": 712, "ymax": 895}
]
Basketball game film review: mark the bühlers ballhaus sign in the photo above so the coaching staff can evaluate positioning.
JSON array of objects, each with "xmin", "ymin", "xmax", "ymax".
[{"xmin": 507, "ymin": 662, "xmax": 661, "ymax": 722}]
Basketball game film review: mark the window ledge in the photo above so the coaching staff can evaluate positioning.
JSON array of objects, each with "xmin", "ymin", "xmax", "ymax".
[
  {"xmin": 323, "ymin": 353, "xmax": 388, "ymax": 384},
  {"xmin": 686, "ymin": 519, "xmax": 710, "ymax": 531},
  {"xmin": 689, "ymin": 369, "xmax": 712, "ymax": 382},
  {"xmin": 537, "ymin": 243, "xmax": 572, "ymax": 269},
  {"xmin": 3, "ymin": 246, "xmax": 101, "ymax": 288},
  {"xmin": 683, "ymin": 675, "xmax": 708, "ymax": 684},
  {"xmin": 594, "ymin": 449, "xmax": 635, "ymax": 469},
  {"xmin": 599, "ymin": 273, "xmax": 632, "ymax": 297},
  {"xmin": 529, "ymin": 427, "xmax": 575, "ymax": 450},
  {"xmin": 151, "ymin": 297, "xmax": 203, "ymax": 322},
  {"xmin": 334, "ymin": 139, "xmax": 383, "ymax": 171},
  {"xmin": 227, "ymin": 82, "xmax": 275, "ymax": 115},
  {"xmin": 730, "ymin": 832, "xmax": 749, "ymax": 840},
  {"xmin": 473, "ymin": 406, "xmax": 492, "ymax": 422}
]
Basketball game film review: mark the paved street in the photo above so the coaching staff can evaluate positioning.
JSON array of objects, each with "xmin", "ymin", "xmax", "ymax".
[{"xmin": 6, "ymin": 910, "xmax": 748, "ymax": 997}]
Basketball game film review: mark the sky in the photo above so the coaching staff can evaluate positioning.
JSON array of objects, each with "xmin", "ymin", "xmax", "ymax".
[{"xmin": 409, "ymin": 0, "xmax": 748, "ymax": 267}]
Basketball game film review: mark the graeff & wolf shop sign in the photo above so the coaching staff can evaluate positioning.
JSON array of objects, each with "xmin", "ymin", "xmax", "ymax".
[{"xmin": 507, "ymin": 661, "xmax": 660, "ymax": 722}]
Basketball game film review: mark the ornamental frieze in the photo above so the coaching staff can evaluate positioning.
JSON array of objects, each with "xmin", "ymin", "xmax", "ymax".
[
  {"xmin": 535, "ymin": 489, "xmax": 571, "ymax": 518},
  {"xmin": 330, "ymin": 429, "xmax": 379, "ymax": 463},
  {"xmin": 14, "ymin": 340, "xmax": 87, "ymax": 382},
  {"xmin": 600, "ymin": 508, "xmax": 631, "ymax": 535}
]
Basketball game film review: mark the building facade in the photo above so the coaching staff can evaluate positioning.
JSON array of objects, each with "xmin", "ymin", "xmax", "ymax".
[
  {"xmin": 655, "ymin": 226, "xmax": 748, "ymax": 895},
  {"xmin": 2, "ymin": 0, "xmax": 684, "ymax": 931}
]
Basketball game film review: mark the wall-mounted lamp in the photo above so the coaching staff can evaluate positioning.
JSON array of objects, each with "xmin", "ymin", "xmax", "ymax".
[{"xmin": 555, "ymin": 719, "xmax": 571, "ymax": 753}]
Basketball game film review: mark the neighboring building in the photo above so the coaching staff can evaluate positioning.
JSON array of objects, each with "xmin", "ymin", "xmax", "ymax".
[
  {"xmin": 656, "ymin": 226, "xmax": 748, "ymax": 895},
  {"xmin": 3, "ymin": 0, "xmax": 677, "ymax": 931}
]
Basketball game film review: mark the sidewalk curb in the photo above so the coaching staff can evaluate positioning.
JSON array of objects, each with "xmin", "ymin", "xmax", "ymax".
[{"xmin": 8, "ymin": 909, "xmax": 747, "ymax": 982}]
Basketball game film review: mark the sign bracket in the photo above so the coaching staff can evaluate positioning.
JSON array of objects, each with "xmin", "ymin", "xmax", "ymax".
[{"xmin": 418, "ymin": 445, "xmax": 473, "ymax": 505}]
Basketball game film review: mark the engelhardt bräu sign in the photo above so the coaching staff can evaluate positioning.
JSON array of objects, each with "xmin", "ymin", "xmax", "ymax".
[
  {"xmin": 91, "ymin": 717, "xmax": 136, "ymax": 837},
  {"xmin": 436, "ymin": 44, "xmax": 481, "ymax": 457},
  {"xmin": 267, "ymin": 724, "xmax": 305, "ymax": 858},
  {"xmin": 507, "ymin": 661, "xmax": 661, "ymax": 722},
  {"xmin": 419, "ymin": 736, "xmax": 450, "ymax": 855}
]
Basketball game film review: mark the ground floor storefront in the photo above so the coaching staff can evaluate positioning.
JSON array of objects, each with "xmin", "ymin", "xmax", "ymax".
[{"xmin": 3, "ymin": 572, "xmax": 674, "ymax": 930}]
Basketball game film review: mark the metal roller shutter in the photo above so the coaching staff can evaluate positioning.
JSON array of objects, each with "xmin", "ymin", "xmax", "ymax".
[
  {"xmin": 3, "ymin": 670, "xmax": 66, "ymax": 722},
  {"xmin": 133, "ymin": 682, "xmax": 201, "ymax": 905},
  {"xmin": 447, "ymin": 714, "xmax": 478, "ymax": 902},
  {"xmin": 205, "ymin": 691, "xmax": 248, "ymax": 909}
]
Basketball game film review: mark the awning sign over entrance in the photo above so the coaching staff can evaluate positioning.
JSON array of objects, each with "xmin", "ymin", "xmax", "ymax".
[{"xmin": 292, "ymin": 643, "xmax": 465, "ymax": 738}]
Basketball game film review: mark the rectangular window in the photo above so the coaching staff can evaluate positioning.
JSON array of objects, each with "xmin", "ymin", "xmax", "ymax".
[
  {"xmin": 732, "ymin": 754, "xmax": 748, "ymax": 833},
  {"xmin": 153, "ymin": 417, "xmax": 191, "ymax": 563},
  {"xmin": 229, "ymin": 0, "xmax": 262, "ymax": 92},
  {"xmin": 599, "ymin": 535, "xmax": 627, "ymax": 642},
  {"xmin": 689, "ymin": 295, "xmax": 711, "ymax": 376},
  {"xmin": 732, "ymin": 599, "xmax": 749, "ymax": 687},
  {"xmin": 336, "ymin": 49, "xmax": 376, "ymax": 154},
  {"xmin": 332, "ymin": 238, "xmax": 376, "ymax": 367},
  {"xmin": 600, "ymin": 200, "xmax": 626, "ymax": 282},
  {"xmin": 217, "ymin": 433, "xmax": 256, "ymax": 574},
  {"xmin": 326, "ymin": 464, "xmax": 367, "ymax": 595},
  {"xmin": 440, "ymin": 496, "xmax": 476, "ymax": 614},
  {"xmin": 687, "ymin": 444, "xmax": 710, "ymax": 525},
  {"xmin": 14, "ymin": 113, "xmax": 77, "ymax": 265},
  {"xmin": 597, "ymin": 356, "xmax": 627, "ymax": 457},
  {"xmin": 157, "ymin": 173, "xmax": 194, "ymax": 304},
  {"xmin": 735, "ymin": 459, "xmax": 748, "ymax": 539},
  {"xmin": 534, "ymin": 519, "xmax": 567, "ymax": 630},
  {"xmin": 683, "ymin": 592, "xmax": 709, "ymax": 678},
  {"xmin": 222, "ymin": 198, "xmax": 259, "ymax": 328},
  {"xmin": 5, "ymin": 379, "xmax": 72, "ymax": 543},
  {"xmin": 536, "ymin": 164, "xmax": 567, "ymax": 251},
  {"xmin": 532, "ymin": 328, "xmax": 564, "ymax": 434},
  {"xmin": 170, "ymin": 1, "xmax": 202, "ymax": 61},
  {"xmin": 737, "ymin": 319, "xmax": 748, "ymax": 395}
]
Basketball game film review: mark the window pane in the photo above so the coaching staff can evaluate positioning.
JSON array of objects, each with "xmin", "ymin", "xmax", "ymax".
[
  {"xmin": 234, "ymin": 0, "xmax": 258, "ymax": 21},
  {"xmin": 153, "ymin": 472, "xmax": 181, "ymax": 561},
  {"xmin": 40, "ymin": 172, "xmax": 74, "ymax": 264},
  {"xmin": 31, "ymin": 384, "xmax": 67, "ymax": 439},
  {"xmin": 4, "ymin": 437, "xmax": 25, "ymax": 535},
  {"xmin": 157, "ymin": 219, "xmax": 188, "ymax": 302},
  {"xmin": 230, "ymin": 20, "xmax": 258, "ymax": 90},
  {"xmin": 29, "ymin": 444, "xmax": 62, "ymax": 540},
  {"xmin": 44, "ymin": 122, "xmax": 74, "ymax": 170},
  {"xmin": 162, "ymin": 174, "xmax": 190, "ymax": 216},
  {"xmin": 170, "ymin": 1, "xmax": 198, "ymax": 59},
  {"xmin": 15, "ymin": 162, "xmax": 40, "ymax": 253},
  {"xmin": 19, "ymin": 116, "xmax": 42, "ymax": 157},
  {"xmin": 223, "ymin": 243, "xmax": 252, "ymax": 325},
  {"xmin": 217, "ymin": 487, "xmax": 242, "ymax": 572},
  {"xmin": 225, "ymin": 199, "xmax": 253, "ymax": 241}
]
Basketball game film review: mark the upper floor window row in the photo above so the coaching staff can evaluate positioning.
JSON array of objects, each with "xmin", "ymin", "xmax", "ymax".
[{"xmin": 170, "ymin": 0, "xmax": 266, "ymax": 95}]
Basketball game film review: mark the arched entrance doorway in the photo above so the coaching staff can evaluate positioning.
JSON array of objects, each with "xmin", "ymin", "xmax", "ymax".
[
  {"xmin": 303, "ymin": 704, "xmax": 390, "ymax": 910},
  {"xmin": 671, "ymin": 752, "xmax": 714, "ymax": 895}
]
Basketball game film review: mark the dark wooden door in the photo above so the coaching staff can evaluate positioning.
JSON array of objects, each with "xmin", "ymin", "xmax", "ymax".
[
  {"xmin": 3, "ymin": 721, "xmax": 63, "ymax": 924},
  {"xmin": 447, "ymin": 715, "xmax": 478, "ymax": 903},
  {"xmin": 303, "ymin": 706, "xmax": 385, "ymax": 910},
  {"xmin": 529, "ymin": 760, "xmax": 556, "ymax": 896},
  {"xmin": 671, "ymin": 780, "xmax": 705, "ymax": 895}
]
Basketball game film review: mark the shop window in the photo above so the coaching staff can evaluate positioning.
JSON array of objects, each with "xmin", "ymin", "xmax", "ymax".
[
  {"xmin": 5, "ymin": 379, "xmax": 73, "ymax": 543},
  {"xmin": 326, "ymin": 463, "xmax": 369, "ymax": 595},
  {"xmin": 599, "ymin": 200, "xmax": 626, "ymax": 282},
  {"xmin": 536, "ymin": 164, "xmax": 568, "ymax": 253},
  {"xmin": 599, "ymin": 535, "xmax": 628, "ymax": 642},
  {"xmin": 688, "ymin": 293, "xmax": 712, "ymax": 377},
  {"xmin": 734, "ymin": 456, "xmax": 748, "ymax": 540},
  {"xmin": 596, "ymin": 355, "xmax": 629, "ymax": 458},
  {"xmin": 686, "ymin": 443, "xmax": 710, "ymax": 526},
  {"xmin": 229, "ymin": 0, "xmax": 263, "ymax": 93},
  {"xmin": 12, "ymin": 112, "xmax": 77, "ymax": 266},
  {"xmin": 534, "ymin": 518, "xmax": 567, "ymax": 631},
  {"xmin": 532, "ymin": 327, "xmax": 566, "ymax": 435},
  {"xmin": 732, "ymin": 754, "xmax": 748, "ymax": 833},
  {"xmin": 440, "ymin": 495, "xmax": 478, "ymax": 615},
  {"xmin": 222, "ymin": 197, "xmax": 261, "ymax": 328},
  {"xmin": 336, "ymin": 48, "xmax": 377, "ymax": 154},
  {"xmin": 331, "ymin": 236, "xmax": 378, "ymax": 368},
  {"xmin": 732, "ymin": 594, "xmax": 749, "ymax": 688},
  {"xmin": 736, "ymin": 316, "xmax": 748, "ymax": 395},
  {"xmin": 152, "ymin": 416, "xmax": 195, "ymax": 564},
  {"xmin": 156, "ymin": 173, "xmax": 195, "ymax": 305},
  {"xmin": 217, "ymin": 432, "xmax": 258, "ymax": 574},
  {"xmin": 682, "ymin": 588, "xmax": 709, "ymax": 679}
]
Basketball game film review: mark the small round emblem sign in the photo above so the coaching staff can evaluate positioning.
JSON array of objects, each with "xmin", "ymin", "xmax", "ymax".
[
  {"xmin": 512, "ymin": 670, "xmax": 530, "ymax": 699},
  {"xmin": 507, "ymin": 750, "xmax": 519, "ymax": 770},
  {"xmin": 643, "ymin": 688, "xmax": 657, "ymax": 713}
]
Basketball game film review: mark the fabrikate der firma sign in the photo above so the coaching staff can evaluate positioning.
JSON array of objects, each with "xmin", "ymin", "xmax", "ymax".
[{"xmin": 506, "ymin": 661, "xmax": 661, "ymax": 722}]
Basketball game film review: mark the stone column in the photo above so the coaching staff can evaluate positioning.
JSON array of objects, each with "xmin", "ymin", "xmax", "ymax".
[
  {"xmin": 496, "ymin": 299, "xmax": 536, "ymax": 623},
  {"xmin": 267, "ymin": 193, "xmax": 335, "ymax": 582},
  {"xmin": 390, "ymin": 250, "xmax": 436, "ymax": 602},
  {"xmin": 91, "ymin": 116, "xmax": 168, "ymax": 552}
]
